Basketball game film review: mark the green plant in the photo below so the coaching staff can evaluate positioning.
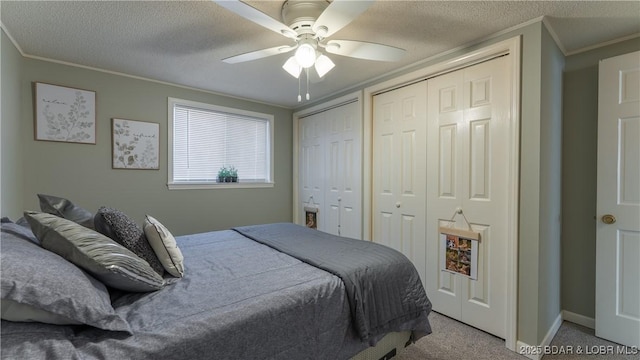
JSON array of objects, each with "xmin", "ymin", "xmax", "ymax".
[
  {"xmin": 217, "ymin": 166, "xmax": 238, "ymax": 182},
  {"xmin": 228, "ymin": 166, "xmax": 238, "ymax": 178},
  {"xmin": 218, "ymin": 166, "xmax": 230, "ymax": 179}
]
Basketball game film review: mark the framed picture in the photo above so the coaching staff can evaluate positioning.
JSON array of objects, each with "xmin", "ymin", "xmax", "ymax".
[
  {"xmin": 34, "ymin": 82, "xmax": 96, "ymax": 144},
  {"xmin": 304, "ymin": 206, "xmax": 318, "ymax": 229},
  {"xmin": 111, "ymin": 118, "xmax": 159, "ymax": 170},
  {"xmin": 439, "ymin": 226, "xmax": 480, "ymax": 280}
]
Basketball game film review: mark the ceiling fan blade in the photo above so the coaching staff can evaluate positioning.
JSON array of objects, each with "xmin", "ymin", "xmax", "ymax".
[
  {"xmin": 213, "ymin": 0, "xmax": 297, "ymax": 39},
  {"xmin": 223, "ymin": 45, "xmax": 295, "ymax": 64},
  {"xmin": 313, "ymin": 0, "xmax": 374, "ymax": 38},
  {"xmin": 325, "ymin": 40, "xmax": 405, "ymax": 62}
]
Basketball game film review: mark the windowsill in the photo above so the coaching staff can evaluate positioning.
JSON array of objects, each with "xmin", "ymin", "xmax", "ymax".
[{"xmin": 167, "ymin": 182, "xmax": 275, "ymax": 190}]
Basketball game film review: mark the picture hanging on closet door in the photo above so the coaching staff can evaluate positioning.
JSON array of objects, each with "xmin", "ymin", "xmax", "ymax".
[
  {"xmin": 304, "ymin": 206, "xmax": 318, "ymax": 229},
  {"xmin": 440, "ymin": 227, "xmax": 480, "ymax": 280}
]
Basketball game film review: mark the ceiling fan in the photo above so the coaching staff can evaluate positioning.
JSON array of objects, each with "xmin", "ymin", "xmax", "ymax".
[{"xmin": 213, "ymin": 0, "xmax": 405, "ymax": 101}]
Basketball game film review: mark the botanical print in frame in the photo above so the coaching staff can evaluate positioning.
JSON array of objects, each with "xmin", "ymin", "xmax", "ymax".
[
  {"xmin": 34, "ymin": 82, "xmax": 96, "ymax": 144},
  {"xmin": 112, "ymin": 118, "xmax": 159, "ymax": 170}
]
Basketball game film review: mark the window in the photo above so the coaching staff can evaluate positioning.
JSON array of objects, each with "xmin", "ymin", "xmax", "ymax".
[{"xmin": 168, "ymin": 98, "xmax": 274, "ymax": 189}]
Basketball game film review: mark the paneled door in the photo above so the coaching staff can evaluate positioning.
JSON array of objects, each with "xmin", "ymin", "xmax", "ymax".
[
  {"xmin": 372, "ymin": 81, "xmax": 428, "ymax": 283},
  {"xmin": 425, "ymin": 55, "xmax": 510, "ymax": 338},
  {"xmin": 299, "ymin": 111, "xmax": 326, "ymax": 230},
  {"xmin": 298, "ymin": 101, "xmax": 362, "ymax": 238},
  {"xmin": 323, "ymin": 102, "xmax": 362, "ymax": 239},
  {"xmin": 596, "ymin": 50, "xmax": 640, "ymax": 348}
]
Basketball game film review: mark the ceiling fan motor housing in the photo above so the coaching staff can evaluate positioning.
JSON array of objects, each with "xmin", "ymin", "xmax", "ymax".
[{"xmin": 281, "ymin": 0, "xmax": 330, "ymax": 36}]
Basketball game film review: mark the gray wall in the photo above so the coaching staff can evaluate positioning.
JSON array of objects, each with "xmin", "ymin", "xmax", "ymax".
[
  {"xmin": 515, "ymin": 21, "xmax": 546, "ymax": 346},
  {"xmin": 1, "ymin": 30, "xmax": 24, "ymax": 220},
  {"xmin": 537, "ymin": 24, "xmax": 564, "ymax": 341},
  {"xmin": 561, "ymin": 37, "xmax": 640, "ymax": 319},
  {"xmin": 7, "ymin": 46, "xmax": 293, "ymax": 235}
]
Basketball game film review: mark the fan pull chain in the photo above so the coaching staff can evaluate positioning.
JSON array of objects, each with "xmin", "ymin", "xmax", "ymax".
[
  {"xmin": 305, "ymin": 68, "xmax": 310, "ymax": 101},
  {"xmin": 297, "ymin": 74, "xmax": 302, "ymax": 102}
]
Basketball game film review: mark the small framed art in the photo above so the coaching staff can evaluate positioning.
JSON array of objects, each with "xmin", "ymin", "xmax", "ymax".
[
  {"xmin": 304, "ymin": 206, "xmax": 318, "ymax": 229},
  {"xmin": 112, "ymin": 118, "xmax": 159, "ymax": 170},
  {"xmin": 34, "ymin": 82, "xmax": 96, "ymax": 144},
  {"xmin": 439, "ymin": 227, "xmax": 480, "ymax": 280}
]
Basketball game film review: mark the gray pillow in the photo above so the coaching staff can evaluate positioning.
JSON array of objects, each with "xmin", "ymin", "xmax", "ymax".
[
  {"xmin": 24, "ymin": 211, "xmax": 165, "ymax": 292},
  {"xmin": 94, "ymin": 207, "xmax": 165, "ymax": 276},
  {"xmin": 0, "ymin": 219, "xmax": 39, "ymax": 245},
  {"xmin": 38, "ymin": 193, "xmax": 95, "ymax": 229},
  {"xmin": 0, "ymin": 229, "xmax": 131, "ymax": 333}
]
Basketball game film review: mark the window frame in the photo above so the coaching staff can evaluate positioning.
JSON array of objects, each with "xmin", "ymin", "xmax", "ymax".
[{"xmin": 167, "ymin": 97, "xmax": 275, "ymax": 190}]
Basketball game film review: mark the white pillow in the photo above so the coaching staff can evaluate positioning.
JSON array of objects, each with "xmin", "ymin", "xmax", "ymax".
[{"xmin": 143, "ymin": 215, "xmax": 184, "ymax": 277}]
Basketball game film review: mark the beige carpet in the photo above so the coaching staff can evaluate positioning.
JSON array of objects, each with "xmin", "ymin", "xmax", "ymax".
[{"xmin": 394, "ymin": 312, "xmax": 638, "ymax": 360}]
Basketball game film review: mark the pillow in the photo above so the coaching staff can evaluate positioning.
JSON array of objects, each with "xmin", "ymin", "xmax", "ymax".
[
  {"xmin": 24, "ymin": 211, "xmax": 165, "ymax": 292},
  {"xmin": 1, "ymin": 299, "xmax": 82, "ymax": 324},
  {"xmin": 0, "ymin": 219, "xmax": 39, "ymax": 245},
  {"xmin": 94, "ymin": 207, "xmax": 165, "ymax": 275},
  {"xmin": 0, "ymin": 229, "xmax": 131, "ymax": 333},
  {"xmin": 38, "ymin": 193, "xmax": 95, "ymax": 229},
  {"xmin": 143, "ymin": 215, "xmax": 184, "ymax": 277}
]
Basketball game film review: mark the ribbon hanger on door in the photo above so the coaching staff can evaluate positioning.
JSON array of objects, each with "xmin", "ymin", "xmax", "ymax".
[
  {"xmin": 439, "ymin": 207, "xmax": 480, "ymax": 241},
  {"xmin": 303, "ymin": 195, "xmax": 319, "ymax": 214}
]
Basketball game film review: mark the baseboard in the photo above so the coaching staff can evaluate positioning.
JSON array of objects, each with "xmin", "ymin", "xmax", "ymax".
[
  {"xmin": 515, "ymin": 313, "xmax": 563, "ymax": 360},
  {"xmin": 561, "ymin": 310, "xmax": 595, "ymax": 329}
]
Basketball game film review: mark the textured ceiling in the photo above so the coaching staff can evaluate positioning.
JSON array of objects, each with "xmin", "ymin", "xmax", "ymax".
[{"xmin": 2, "ymin": 1, "xmax": 639, "ymax": 108}]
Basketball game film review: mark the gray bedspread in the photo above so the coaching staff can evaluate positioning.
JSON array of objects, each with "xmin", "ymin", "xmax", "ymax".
[
  {"xmin": 2, "ymin": 226, "xmax": 431, "ymax": 360},
  {"xmin": 233, "ymin": 223, "xmax": 432, "ymax": 342}
]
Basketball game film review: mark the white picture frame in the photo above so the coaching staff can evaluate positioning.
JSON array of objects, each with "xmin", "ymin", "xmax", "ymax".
[
  {"xmin": 112, "ymin": 118, "xmax": 159, "ymax": 170},
  {"xmin": 34, "ymin": 82, "xmax": 96, "ymax": 144}
]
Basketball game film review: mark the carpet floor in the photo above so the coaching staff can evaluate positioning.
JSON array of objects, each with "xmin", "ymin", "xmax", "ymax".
[{"xmin": 394, "ymin": 312, "xmax": 638, "ymax": 360}]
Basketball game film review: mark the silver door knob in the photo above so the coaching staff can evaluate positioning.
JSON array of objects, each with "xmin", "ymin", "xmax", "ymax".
[
  {"xmin": 395, "ymin": 202, "xmax": 401, "ymax": 208},
  {"xmin": 602, "ymin": 214, "xmax": 616, "ymax": 224}
]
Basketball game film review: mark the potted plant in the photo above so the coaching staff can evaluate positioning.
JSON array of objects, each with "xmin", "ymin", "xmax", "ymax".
[
  {"xmin": 228, "ymin": 166, "xmax": 238, "ymax": 182},
  {"xmin": 217, "ymin": 166, "xmax": 238, "ymax": 183}
]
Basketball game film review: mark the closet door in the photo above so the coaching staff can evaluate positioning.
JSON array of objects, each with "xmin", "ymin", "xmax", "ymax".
[
  {"xmin": 298, "ymin": 101, "xmax": 362, "ymax": 238},
  {"xmin": 299, "ymin": 112, "xmax": 326, "ymax": 231},
  {"xmin": 324, "ymin": 102, "xmax": 362, "ymax": 238},
  {"xmin": 425, "ymin": 55, "xmax": 510, "ymax": 338},
  {"xmin": 372, "ymin": 81, "xmax": 428, "ymax": 283}
]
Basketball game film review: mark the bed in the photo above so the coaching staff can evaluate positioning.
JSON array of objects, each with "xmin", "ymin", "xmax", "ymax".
[{"xmin": 1, "ymin": 204, "xmax": 431, "ymax": 359}]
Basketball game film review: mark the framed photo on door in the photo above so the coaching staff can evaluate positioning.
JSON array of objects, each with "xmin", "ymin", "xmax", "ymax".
[{"xmin": 440, "ymin": 227, "xmax": 480, "ymax": 280}]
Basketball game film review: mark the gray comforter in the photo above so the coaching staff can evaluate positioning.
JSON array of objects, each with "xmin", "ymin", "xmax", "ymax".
[
  {"xmin": 234, "ymin": 223, "xmax": 432, "ymax": 342},
  {"xmin": 2, "ymin": 225, "xmax": 431, "ymax": 360}
]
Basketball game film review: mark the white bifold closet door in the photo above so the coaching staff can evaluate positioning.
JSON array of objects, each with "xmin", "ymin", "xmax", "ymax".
[
  {"xmin": 299, "ymin": 101, "xmax": 362, "ymax": 239},
  {"xmin": 372, "ymin": 55, "xmax": 510, "ymax": 339},
  {"xmin": 425, "ymin": 55, "xmax": 510, "ymax": 339},
  {"xmin": 372, "ymin": 82, "xmax": 428, "ymax": 284}
]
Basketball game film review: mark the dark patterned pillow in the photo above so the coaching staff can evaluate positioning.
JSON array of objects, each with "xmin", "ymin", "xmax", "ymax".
[{"xmin": 94, "ymin": 207, "xmax": 165, "ymax": 276}]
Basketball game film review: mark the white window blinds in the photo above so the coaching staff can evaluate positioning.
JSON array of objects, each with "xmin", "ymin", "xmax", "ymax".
[{"xmin": 171, "ymin": 101, "xmax": 271, "ymax": 184}]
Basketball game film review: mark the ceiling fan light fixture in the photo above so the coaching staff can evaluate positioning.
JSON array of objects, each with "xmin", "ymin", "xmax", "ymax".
[
  {"xmin": 283, "ymin": 56, "xmax": 302, "ymax": 78},
  {"xmin": 295, "ymin": 42, "xmax": 316, "ymax": 68},
  {"xmin": 315, "ymin": 54, "xmax": 335, "ymax": 78}
]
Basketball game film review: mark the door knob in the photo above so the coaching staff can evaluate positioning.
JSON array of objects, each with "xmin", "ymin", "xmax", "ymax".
[
  {"xmin": 395, "ymin": 202, "xmax": 401, "ymax": 208},
  {"xmin": 601, "ymin": 214, "xmax": 616, "ymax": 224}
]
